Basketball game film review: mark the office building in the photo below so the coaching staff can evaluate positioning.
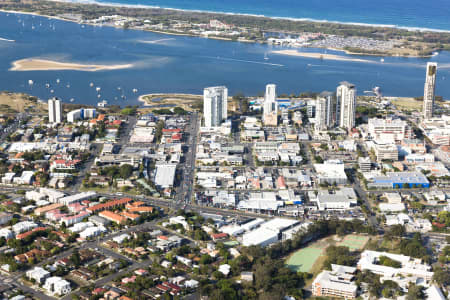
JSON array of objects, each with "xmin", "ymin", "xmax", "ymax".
[
  {"xmin": 369, "ymin": 171, "xmax": 430, "ymax": 189},
  {"xmin": 368, "ymin": 118, "xmax": 412, "ymax": 143},
  {"xmin": 312, "ymin": 265, "xmax": 357, "ymax": 299},
  {"xmin": 263, "ymin": 84, "xmax": 278, "ymax": 125},
  {"xmin": 203, "ymin": 86, "xmax": 228, "ymax": 127},
  {"xmin": 337, "ymin": 82, "xmax": 356, "ymax": 129},
  {"xmin": 358, "ymin": 157, "xmax": 372, "ymax": 173},
  {"xmin": 357, "ymin": 250, "xmax": 433, "ymax": 281},
  {"xmin": 48, "ymin": 98, "xmax": 62, "ymax": 124},
  {"xmin": 423, "ymin": 62, "xmax": 437, "ymax": 119},
  {"xmin": 374, "ymin": 143, "xmax": 399, "ymax": 162},
  {"xmin": 314, "ymin": 160, "xmax": 348, "ymax": 185}
]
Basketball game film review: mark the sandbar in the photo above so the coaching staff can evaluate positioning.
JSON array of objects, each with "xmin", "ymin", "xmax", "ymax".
[
  {"xmin": 271, "ymin": 49, "xmax": 373, "ymax": 63},
  {"xmin": 10, "ymin": 58, "xmax": 133, "ymax": 71}
]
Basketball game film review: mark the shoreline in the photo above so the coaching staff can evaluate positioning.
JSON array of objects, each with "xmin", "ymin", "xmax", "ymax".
[
  {"xmin": 10, "ymin": 58, "xmax": 134, "ymax": 72},
  {"xmin": 271, "ymin": 50, "xmax": 374, "ymax": 63},
  {"xmin": 138, "ymin": 93, "xmax": 202, "ymax": 106},
  {"xmin": 47, "ymin": 0, "xmax": 450, "ymax": 33},
  {"xmin": 0, "ymin": 8, "xmax": 443, "ymax": 58}
]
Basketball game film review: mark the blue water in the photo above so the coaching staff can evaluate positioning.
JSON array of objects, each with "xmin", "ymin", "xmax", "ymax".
[
  {"xmin": 93, "ymin": 0, "xmax": 450, "ymax": 31},
  {"xmin": 1, "ymin": 12, "xmax": 450, "ymax": 107}
]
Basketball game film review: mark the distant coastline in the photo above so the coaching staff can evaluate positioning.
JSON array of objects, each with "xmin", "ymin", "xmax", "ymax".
[
  {"xmin": 10, "ymin": 58, "xmax": 134, "ymax": 72},
  {"xmin": 48, "ymin": 0, "xmax": 450, "ymax": 33},
  {"xmin": 1, "ymin": 1, "xmax": 449, "ymax": 58}
]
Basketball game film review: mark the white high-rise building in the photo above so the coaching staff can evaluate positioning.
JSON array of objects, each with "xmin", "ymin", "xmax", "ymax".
[
  {"xmin": 315, "ymin": 91, "xmax": 333, "ymax": 130},
  {"xmin": 48, "ymin": 98, "xmax": 62, "ymax": 124},
  {"xmin": 67, "ymin": 108, "xmax": 96, "ymax": 123},
  {"xmin": 203, "ymin": 86, "xmax": 228, "ymax": 127},
  {"xmin": 337, "ymin": 82, "xmax": 356, "ymax": 130},
  {"xmin": 423, "ymin": 62, "xmax": 437, "ymax": 119},
  {"xmin": 263, "ymin": 84, "xmax": 278, "ymax": 125}
]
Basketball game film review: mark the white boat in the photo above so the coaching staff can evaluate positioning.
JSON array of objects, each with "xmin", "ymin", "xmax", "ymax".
[
  {"xmin": 380, "ymin": 58, "xmax": 385, "ymax": 62},
  {"xmin": 97, "ymin": 94, "xmax": 101, "ymax": 98},
  {"xmin": 264, "ymin": 53, "xmax": 269, "ymax": 60},
  {"xmin": 56, "ymin": 78, "xmax": 60, "ymax": 84},
  {"xmin": 132, "ymin": 88, "xmax": 138, "ymax": 93},
  {"xmin": 28, "ymin": 80, "xmax": 34, "ymax": 85},
  {"xmin": 45, "ymin": 83, "xmax": 50, "ymax": 88},
  {"xmin": 70, "ymin": 98, "xmax": 75, "ymax": 102},
  {"xmin": 96, "ymin": 87, "xmax": 101, "ymax": 92},
  {"xmin": 50, "ymin": 89, "xmax": 54, "ymax": 93},
  {"xmin": 89, "ymin": 82, "xmax": 94, "ymax": 87}
]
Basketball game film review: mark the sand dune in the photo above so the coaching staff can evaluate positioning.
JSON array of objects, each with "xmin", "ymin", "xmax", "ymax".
[
  {"xmin": 10, "ymin": 58, "xmax": 133, "ymax": 71},
  {"xmin": 271, "ymin": 50, "xmax": 372, "ymax": 63}
]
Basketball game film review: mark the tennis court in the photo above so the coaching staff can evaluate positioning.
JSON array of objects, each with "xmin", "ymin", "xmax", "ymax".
[
  {"xmin": 339, "ymin": 235, "xmax": 369, "ymax": 250},
  {"xmin": 286, "ymin": 247, "xmax": 325, "ymax": 273}
]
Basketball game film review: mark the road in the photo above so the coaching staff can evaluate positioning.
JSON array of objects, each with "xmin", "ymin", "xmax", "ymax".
[{"xmin": 175, "ymin": 112, "xmax": 199, "ymax": 208}]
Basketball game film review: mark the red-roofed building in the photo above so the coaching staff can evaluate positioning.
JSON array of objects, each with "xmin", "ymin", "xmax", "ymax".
[
  {"xmin": 210, "ymin": 232, "xmax": 228, "ymax": 242},
  {"xmin": 276, "ymin": 176, "xmax": 287, "ymax": 189},
  {"xmin": 50, "ymin": 159, "xmax": 81, "ymax": 171},
  {"xmin": 92, "ymin": 287, "xmax": 106, "ymax": 295},
  {"xmin": 121, "ymin": 211, "xmax": 140, "ymax": 221},
  {"xmin": 87, "ymin": 198, "xmax": 132, "ymax": 213},
  {"xmin": 127, "ymin": 206, "xmax": 154, "ymax": 214},
  {"xmin": 16, "ymin": 227, "xmax": 47, "ymax": 240},
  {"xmin": 60, "ymin": 211, "xmax": 91, "ymax": 226},
  {"xmin": 99, "ymin": 210, "xmax": 126, "ymax": 224}
]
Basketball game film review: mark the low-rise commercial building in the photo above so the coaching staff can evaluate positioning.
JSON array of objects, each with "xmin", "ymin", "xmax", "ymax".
[
  {"xmin": 314, "ymin": 160, "xmax": 347, "ymax": 185},
  {"xmin": 369, "ymin": 172, "xmax": 430, "ymax": 189},
  {"xmin": 357, "ymin": 250, "xmax": 433, "ymax": 281},
  {"xmin": 312, "ymin": 264, "xmax": 357, "ymax": 299}
]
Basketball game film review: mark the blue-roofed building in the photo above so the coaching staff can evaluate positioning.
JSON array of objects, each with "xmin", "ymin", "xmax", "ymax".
[{"xmin": 370, "ymin": 172, "xmax": 430, "ymax": 189}]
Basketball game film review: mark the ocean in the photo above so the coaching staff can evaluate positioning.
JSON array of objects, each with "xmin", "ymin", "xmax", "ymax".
[
  {"xmin": 90, "ymin": 0, "xmax": 450, "ymax": 31},
  {"xmin": 0, "ymin": 12, "xmax": 450, "ymax": 107}
]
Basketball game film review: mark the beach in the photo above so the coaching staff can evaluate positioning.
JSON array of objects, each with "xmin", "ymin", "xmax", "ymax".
[
  {"xmin": 271, "ymin": 50, "xmax": 373, "ymax": 63},
  {"xmin": 10, "ymin": 58, "xmax": 134, "ymax": 72}
]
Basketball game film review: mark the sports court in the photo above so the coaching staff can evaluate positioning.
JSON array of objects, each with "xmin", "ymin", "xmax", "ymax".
[
  {"xmin": 286, "ymin": 246, "xmax": 325, "ymax": 273},
  {"xmin": 338, "ymin": 235, "xmax": 369, "ymax": 250}
]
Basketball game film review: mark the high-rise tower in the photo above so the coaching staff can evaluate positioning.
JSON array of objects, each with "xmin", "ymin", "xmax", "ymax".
[
  {"xmin": 337, "ymin": 82, "xmax": 356, "ymax": 130},
  {"xmin": 203, "ymin": 86, "xmax": 228, "ymax": 127},
  {"xmin": 423, "ymin": 62, "xmax": 437, "ymax": 119}
]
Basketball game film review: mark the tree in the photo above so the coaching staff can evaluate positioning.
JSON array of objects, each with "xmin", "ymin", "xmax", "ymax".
[
  {"xmin": 119, "ymin": 164, "xmax": 133, "ymax": 179},
  {"xmin": 378, "ymin": 255, "xmax": 401, "ymax": 268},
  {"xmin": 323, "ymin": 246, "xmax": 356, "ymax": 269},
  {"xmin": 433, "ymin": 266, "xmax": 450, "ymax": 286},
  {"xmin": 407, "ymin": 283, "xmax": 424, "ymax": 300},
  {"xmin": 70, "ymin": 250, "xmax": 81, "ymax": 267},
  {"xmin": 386, "ymin": 224, "xmax": 405, "ymax": 239}
]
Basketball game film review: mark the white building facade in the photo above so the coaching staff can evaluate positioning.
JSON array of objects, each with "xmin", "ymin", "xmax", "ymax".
[
  {"xmin": 203, "ymin": 86, "xmax": 228, "ymax": 127},
  {"xmin": 337, "ymin": 82, "xmax": 356, "ymax": 129},
  {"xmin": 48, "ymin": 98, "xmax": 62, "ymax": 124}
]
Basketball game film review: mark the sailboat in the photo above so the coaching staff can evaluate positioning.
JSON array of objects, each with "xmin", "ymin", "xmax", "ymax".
[{"xmin": 264, "ymin": 52, "xmax": 269, "ymax": 60}]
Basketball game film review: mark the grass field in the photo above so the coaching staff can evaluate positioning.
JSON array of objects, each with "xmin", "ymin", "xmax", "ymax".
[
  {"xmin": 388, "ymin": 97, "xmax": 422, "ymax": 111},
  {"xmin": 338, "ymin": 235, "xmax": 369, "ymax": 250},
  {"xmin": 286, "ymin": 247, "xmax": 324, "ymax": 273}
]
